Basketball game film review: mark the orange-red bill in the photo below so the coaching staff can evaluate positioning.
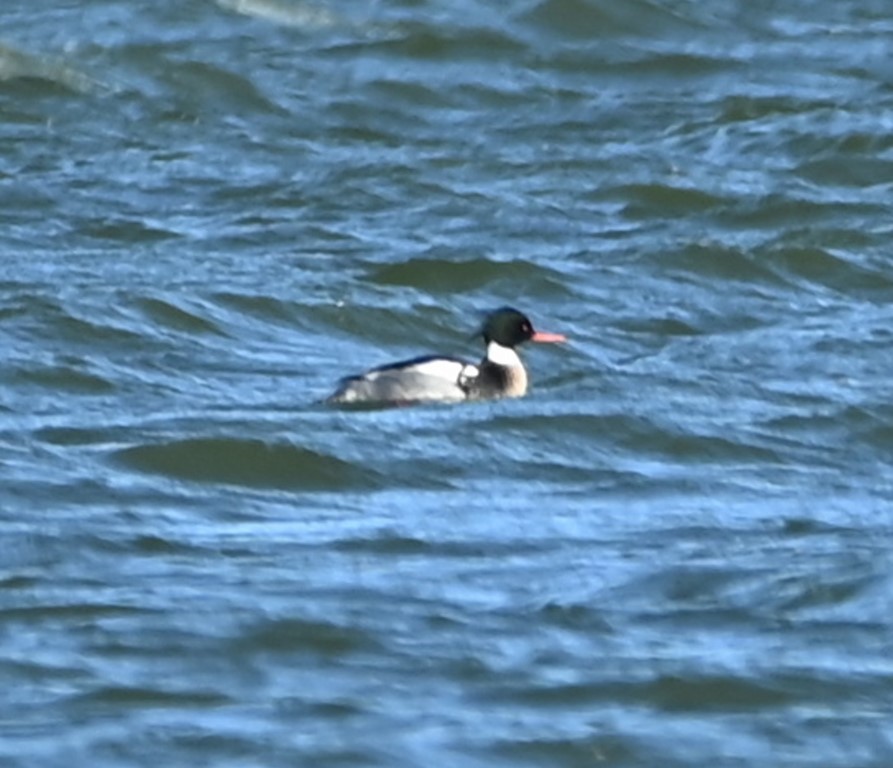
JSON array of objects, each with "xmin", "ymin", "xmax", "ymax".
[{"xmin": 531, "ymin": 331, "xmax": 567, "ymax": 343}]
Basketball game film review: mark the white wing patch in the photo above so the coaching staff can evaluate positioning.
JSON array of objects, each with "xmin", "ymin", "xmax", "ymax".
[
  {"xmin": 387, "ymin": 358, "xmax": 467, "ymax": 381},
  {"xmin": 458, "ymin": 363, "xmax": 479, "ymax": 388},
  {"xmin": 329, "ymin": 358, "xmax": 480, "ymax": 404}
]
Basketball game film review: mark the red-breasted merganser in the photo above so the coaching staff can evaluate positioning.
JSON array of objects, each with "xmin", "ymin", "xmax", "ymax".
[{"xmin": 326, "ymin": 306, "xmax": 566, "ymax": 405}]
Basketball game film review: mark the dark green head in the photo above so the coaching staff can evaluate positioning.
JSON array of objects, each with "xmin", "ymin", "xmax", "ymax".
[{"xmin": 481, "ymin": 307, "xmax": 566, "ymax": 348}]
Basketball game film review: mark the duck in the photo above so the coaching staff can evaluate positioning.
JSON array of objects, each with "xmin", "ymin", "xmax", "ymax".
[{"xmin": 326, "ymin": 306, "xmax": 566, "ymax": 405}]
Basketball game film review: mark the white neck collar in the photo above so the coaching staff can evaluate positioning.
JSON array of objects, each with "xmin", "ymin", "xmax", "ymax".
[{"xmin": 486, "ymin": 340, "xmax": 522, "ymax": 367}]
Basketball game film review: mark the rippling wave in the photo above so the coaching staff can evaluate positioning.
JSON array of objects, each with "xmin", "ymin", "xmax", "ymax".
[
  {"xmin": 3, "ymin": 0, "xmax": 893, "ymax": 766},
  {"xmin": 115, "ymin": 437, "xmax": 382, "ymax": 490},
  {"xmin": 0, "ymin": 42, "xmax": 107, "ymax": 93}
]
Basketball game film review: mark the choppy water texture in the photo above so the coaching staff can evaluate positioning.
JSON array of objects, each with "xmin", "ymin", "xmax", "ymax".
[{"xmin": 3, "ymin": 1, "xmax": 893, "ymax": 765}]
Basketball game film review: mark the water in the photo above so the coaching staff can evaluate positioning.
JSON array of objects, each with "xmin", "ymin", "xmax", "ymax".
[{"xmin": 3, "ymin": 0, "xmax": 893, "ymax": 765}]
